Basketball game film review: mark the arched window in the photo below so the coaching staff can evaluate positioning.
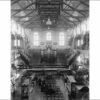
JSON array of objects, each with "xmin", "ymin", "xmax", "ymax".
[
  {"xmin": 14, "ymin": 39, "xmax": 20, "ymax": 47},
  {"xmin": 46, "ymin": 32, "xmax": 51, "ymax": 41},
  {"xmin": 59, "ymin": 32, "xmax": 65, "ymax": 46},
  {"xmin": 14, "ymin": 39, "xmax": 17, "ymax": 47},
  {"xmin": 11, "ymin": 20, "xmax": 17, "ymax": 35},
  {"xmin": 77, "ymin": 40, "xmax": 80, "ymax": 47},
  {"xmin": 18, "ymin": 40, "xmax": 20, "ymax": 47},
  {"xmin": 33, "ymin": 32, "xmax": 39, "ymax": 46}
]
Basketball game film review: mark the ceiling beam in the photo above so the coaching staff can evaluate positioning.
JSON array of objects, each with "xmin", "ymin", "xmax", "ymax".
[
  {"xmin": 60, "ymin": 13, "xmax": 77, "ymax": 26},
  {"xmin": 11, "ymin": 0, "xmax": 20, "ymax": 5},
  {"xmin": 12, "ymin": 9, "xmax": 89, "ymax": 12},
  {"xmin": 21, "ymin": 16, "xmax": 40, "ymax": 25},
  {"xmin": 23, "ymin": 15, "xmax": 40, "ymax": 24},
  {"xmin": 12, "ymin": 2, "xmax": 36, "ymax": 16},
  {"xmin": 64, "ymin": 0, "xmax": 88, "ymax": 1},
  {"xmin": 13, "ymin": 12, "xmax": 38, "ymax": 24},
  {"xmin": 58, "ymin": 18, "xmax": 73, "ymax": 28},
  {"xmin": 25, "ymin": 21, "xmax": 41, "ymax": 28},
  {"xmin": 62, "ymin": 9, "xmax": 81, "ymax": 22},
  {"xmin": 80, "ymin": 1, "xmax": 89, "ymax": 8},
  {"xmin": 26, "ymin": 26, "xmax": 41, "ymax": 29},
  {"xmin": 12, "ymin": 9, "xmax": 37, "ymax": 18},
  {"xmin": 17, "ymin": 18, "xmax": 39, "ymax": 26},
  {"xmin": 63, "ymin": 1, "xmax": 86, "ymax": 17},
  {"xmin": 11, "ymin": 9, "xmax": 32, "ymax": 12},
  {"xmin": 13, "ymin": 15, "xmax": 85, "ymax": 19}
]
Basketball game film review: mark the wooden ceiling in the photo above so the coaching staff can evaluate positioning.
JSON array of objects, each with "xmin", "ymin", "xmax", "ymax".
[{"xmin": 11, "ymin": 0, "xmax": 89, "ymax": 30}]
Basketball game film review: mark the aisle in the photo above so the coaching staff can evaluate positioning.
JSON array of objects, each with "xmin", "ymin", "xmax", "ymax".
[
  {"xmin": 28, "ymin": 78, "xmax": 69, "ymax": 100},
  {"xmin": 29, "ymin": 86, "xmax": 45, "ymax": 100}
]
